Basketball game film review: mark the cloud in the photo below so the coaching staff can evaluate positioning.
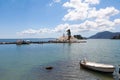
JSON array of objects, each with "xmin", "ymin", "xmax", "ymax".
[
  {"xmin": 18, "ymin": 0, "xmax": 120, "ymax": 37},
  {"xmin": 18, "ymin": 28, "xmax": 52, "ymax": 35},
  {"xmin": 88, "ymin": 7, "xmax": 119, "ymax": 19},
  {"xmin": 62, "ymin": 0, "xmax": 120, "ymax": 32},
  {"xmin": 63, "ymin": 0, "xmax": 119, "ymax": 21},
  {"xmin": 53, "ymin": 0, "xmax": 61, "ymax": 3},
  {"xmin": 114, "ymin": 19, "xmax": 120, "ymax": 24},
  {"xmin": 49, "ymin": 0, "xmax": 61, "ymax": 6},
  {"xmin": 18, "ymin": 18, "xmax": 120, "ymax": 35},
  {"xmin": 84, "ymin": 0, "xmax": 100, "ymax": 5},
  {"xmin": 63, "ymin": 0, "xmax": 89, "ymax": 21}
]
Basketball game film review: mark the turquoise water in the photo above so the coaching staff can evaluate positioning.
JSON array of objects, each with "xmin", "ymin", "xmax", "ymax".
[{"xmin": 0, "ymin": 39, "xmax": 120, "ymax": 80}]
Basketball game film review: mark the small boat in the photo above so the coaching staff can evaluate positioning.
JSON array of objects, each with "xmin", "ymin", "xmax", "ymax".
[{"xmin": 80, "ymin": 60, "xmax": 115, "ymax": 73}]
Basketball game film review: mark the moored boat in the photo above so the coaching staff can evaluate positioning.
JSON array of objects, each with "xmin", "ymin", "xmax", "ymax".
[{"xmin": 80, "ymin": 60, "xmax": 115, "ymax": 73}]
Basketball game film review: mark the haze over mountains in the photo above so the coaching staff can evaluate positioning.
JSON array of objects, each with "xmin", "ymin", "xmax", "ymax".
[{"xmin": 89, "ymin": 31, "xmax": 120, "ymax": 39}]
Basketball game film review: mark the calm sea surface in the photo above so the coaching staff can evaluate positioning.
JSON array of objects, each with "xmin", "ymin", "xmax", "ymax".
[{"xmin": 0, "ymin": 39, "xmax": 120, "ymax": 80}]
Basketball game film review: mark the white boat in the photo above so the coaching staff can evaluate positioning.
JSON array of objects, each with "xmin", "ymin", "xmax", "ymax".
[{"xmin": 80, "ymin": 60, "xmax": 115, "ymax": 73}]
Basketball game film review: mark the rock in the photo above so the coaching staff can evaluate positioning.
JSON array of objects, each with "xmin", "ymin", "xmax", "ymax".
[
  {"xmin": 45, "ymin": 66, "xmax": 53, "ymax": 70},
  {"xmin": 57, "ymin": 36, "xmax": 78, "ymax": 42}
]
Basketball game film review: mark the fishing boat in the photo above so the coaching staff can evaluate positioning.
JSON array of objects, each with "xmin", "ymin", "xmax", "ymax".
[{"xmin": 80, "ymin": 60, "xmax": 115, "ymax": 73}]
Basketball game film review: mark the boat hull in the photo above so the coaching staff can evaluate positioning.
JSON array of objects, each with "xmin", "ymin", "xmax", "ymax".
[{"xmin": 80, "ymin": 60, "xmax": 115, "ymax": 73}]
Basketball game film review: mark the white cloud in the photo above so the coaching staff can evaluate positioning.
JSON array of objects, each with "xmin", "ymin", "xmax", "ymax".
[
  {"xmin": 63, "ymin": 0, "xmax": 119, "ymax": 21},
  {"xmin": 18, "ymin": 18, "xmax": 120, "ymax": 36},
  {"xmin": 53, "ymin": 23, "xmax": 69, "ymax": 32},
  {"xmin": 53, "ymin": 0, "xmax": 61, "ymax": 3},
  {"xmin": 114, "ymin": 19, "xmax": 120, "ymax": 24},
  {"xmin": 18, "ymin": 0, "xmax": 120, "ymax": 37},
  {"xmin": 62, "ymin": 0, "xmax": 120, "ymax": 33},
  {"xmin": 63, "ymin": 0, "xmax": 89, "ymax": 21},
  {"xmin": 88, "ymin": 7, "xmax": 119, "ymax": 19},
  {"xmin": 84, "ymin": 0, "xmax": 100, "ymax": 5},
  {"xmin": 18, "ymin": 28, "xmax": 52, "ymax": 35},
  {"xmin": 49, "ymin": 0, "xmax": 61, "ymax": 6}
]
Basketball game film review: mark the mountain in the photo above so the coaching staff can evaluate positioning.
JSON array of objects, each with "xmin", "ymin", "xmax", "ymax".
[{"xmin": 89, "ymin": 31, "xmax": 120, "ymax": 39}]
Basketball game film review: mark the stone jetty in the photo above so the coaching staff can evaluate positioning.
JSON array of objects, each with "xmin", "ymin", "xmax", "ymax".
[{"xmin": 0, "ymin": 36, "xmax": 86, "ymax": 45}]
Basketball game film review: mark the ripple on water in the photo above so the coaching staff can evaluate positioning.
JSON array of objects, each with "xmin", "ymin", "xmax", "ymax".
[
  {"xmin": 0, "ymin": 67, "xmax": 7, "ymax": 79},
  {"xmin": 21, "ymin": 60, "xmax": 101, "ymax": 80}
]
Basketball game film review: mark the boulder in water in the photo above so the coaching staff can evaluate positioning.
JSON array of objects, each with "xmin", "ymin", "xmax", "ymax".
[{"xmin": 45, "ymin": 66, "xmax": 53, "ymax": 70}]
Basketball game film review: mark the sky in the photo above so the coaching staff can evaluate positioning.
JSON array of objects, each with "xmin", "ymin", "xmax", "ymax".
[{"xmin": 0, "ymin": 0, "xmax": 120, "ymax": 38}]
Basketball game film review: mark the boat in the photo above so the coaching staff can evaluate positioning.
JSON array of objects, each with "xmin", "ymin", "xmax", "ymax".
[{"xmin": 80, "ymin": 59, "xmax": 115, "ymax": 73}]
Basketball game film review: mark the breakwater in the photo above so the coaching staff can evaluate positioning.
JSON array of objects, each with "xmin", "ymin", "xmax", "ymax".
[{"xmin": 0, "ymin": 40, "xmax": 86, "ymax": 45}]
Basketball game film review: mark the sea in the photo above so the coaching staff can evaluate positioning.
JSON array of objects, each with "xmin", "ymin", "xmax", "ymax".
[{"xmin": 0, "ymin": 39, "xmax": 120, "ymax": 80}]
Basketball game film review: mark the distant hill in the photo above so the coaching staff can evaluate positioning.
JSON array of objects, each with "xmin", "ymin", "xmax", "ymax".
[{"xmin": 89, "ymin": 31, "xmax": 120, "ymax": 39}]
